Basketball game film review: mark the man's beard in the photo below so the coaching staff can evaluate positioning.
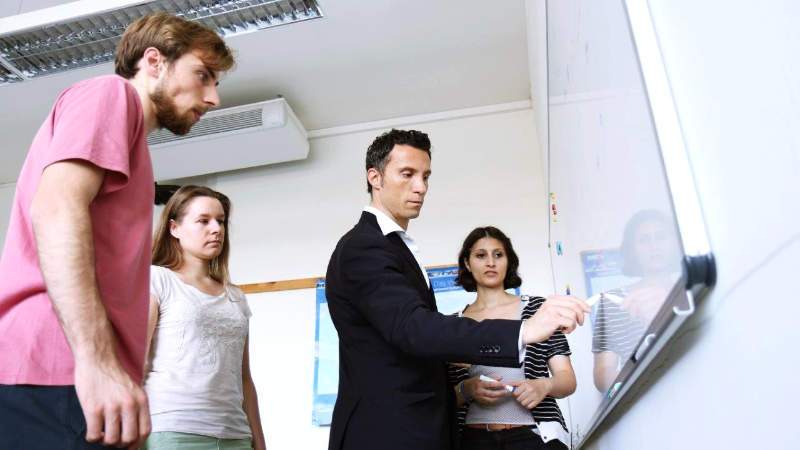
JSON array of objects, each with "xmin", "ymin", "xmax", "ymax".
[{"xmin": 151, "ymin": 84, "xmax": 194, "ymax": 136}]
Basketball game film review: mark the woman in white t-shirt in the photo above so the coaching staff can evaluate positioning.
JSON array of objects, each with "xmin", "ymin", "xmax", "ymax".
[{"xmin": 143, "ymin": 185, "xmax": 266, "ymax": 450}]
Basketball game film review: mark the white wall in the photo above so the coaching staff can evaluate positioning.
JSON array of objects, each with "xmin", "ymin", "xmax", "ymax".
[
  {"xmin": 205, "ymin": 108, "xmax": 548, "ymax": 286},
  {"xmin": 190, "ymin": 107, "xmax": 551, "ymax": 449},
  {"xmin": 0, "ymin": 1, "xmax": 21, "ymax": 18},
  {"xmin": 525, "ymin": 0, "xmax": 549, "ymax": 170},
  {"xmin": 523, "ymin": 3, "xmax": 554, "ymax": 299},
  {"xmin": 527, "ymin": 1, "xmax": 800, "ymax": 449}
]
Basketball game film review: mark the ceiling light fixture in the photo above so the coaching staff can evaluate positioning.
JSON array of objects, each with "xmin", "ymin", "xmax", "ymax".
[{"xmin": 0, "ymin": 0, "xmax": 323, "ymax": 86}]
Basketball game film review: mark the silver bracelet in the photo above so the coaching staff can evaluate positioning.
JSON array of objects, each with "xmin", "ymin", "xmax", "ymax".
[{"xmin": 458, "ymin": 381, "xmax": 472, "ymax": 402}]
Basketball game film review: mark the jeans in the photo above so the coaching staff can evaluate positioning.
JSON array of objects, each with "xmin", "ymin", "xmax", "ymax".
[{"xmin": 0, "ymin": 384, "xmax": 113, "ymax": 450}]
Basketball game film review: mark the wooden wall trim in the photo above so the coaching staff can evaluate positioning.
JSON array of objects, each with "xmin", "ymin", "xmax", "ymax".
[
  {"xmin": 238, "ymin": 263, "xmax": 455, "ymax": 294},
  {"xmin": 239, "ymin": 277, "xmax": 320, "ymax": 294}
]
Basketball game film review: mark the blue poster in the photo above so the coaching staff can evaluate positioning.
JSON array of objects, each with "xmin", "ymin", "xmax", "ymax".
[
  {"xmin": 312, "ymin": 279, "xmax": 337, "ymax": 426},
  {"xmin": 427, "ymin": 266, "xmax": 480, "ymax": 315},
  {"xmin": 312, "ymin": 266, "xmax": 518, "ymax": 426}
]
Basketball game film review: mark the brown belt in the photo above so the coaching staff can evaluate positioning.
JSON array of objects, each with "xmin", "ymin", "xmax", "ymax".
[{"xmin": 466, "ymin": 423, "xmax": 527, "ymax": 432}]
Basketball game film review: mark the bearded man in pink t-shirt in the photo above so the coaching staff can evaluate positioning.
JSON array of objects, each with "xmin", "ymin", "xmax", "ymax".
[{"xmin": 0, "ymin": 13, "xmax": 234, "ymax": 450}]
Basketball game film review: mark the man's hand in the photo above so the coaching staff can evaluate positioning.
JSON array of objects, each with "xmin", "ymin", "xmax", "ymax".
[
  {"xmin": 75, "ymin": 359, "xmax": 150, "ymax": 449},
  {"xmin": 522, "ymin": 295, "xmax": 590, "ymax": 344}
]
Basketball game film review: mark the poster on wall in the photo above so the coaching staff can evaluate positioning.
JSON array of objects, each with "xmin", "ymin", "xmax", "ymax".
[
  {"xmin": 311, "ymin": 265, "xmax": 519, "ymax": 426},
  {"xmin": 312, "ymin": 279, "xmax": 337, "ymax": 426}
]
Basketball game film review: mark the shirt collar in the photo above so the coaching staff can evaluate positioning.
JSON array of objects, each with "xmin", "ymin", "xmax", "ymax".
[
  {"xmin": 364, "ymin": 206, "xmax": 429, "ymax": 287},
  {"xmin": 363, "ymin": 206, "xmax": 406, "ymax": 237}
]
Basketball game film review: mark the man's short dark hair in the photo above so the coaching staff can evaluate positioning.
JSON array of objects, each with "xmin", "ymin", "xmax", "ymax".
[
  {"xmin": 365, "ymin": 129, "xmax": 431, "ymax": 193},
  {"xmin": 456, "ymin": 226, "xmax": 522, "ymax": 292}
]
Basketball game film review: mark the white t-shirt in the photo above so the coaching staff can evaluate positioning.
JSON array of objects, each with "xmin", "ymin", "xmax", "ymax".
[{"xmin": 145, "ymin": 265, "xmax": 253, "ymax": 439}]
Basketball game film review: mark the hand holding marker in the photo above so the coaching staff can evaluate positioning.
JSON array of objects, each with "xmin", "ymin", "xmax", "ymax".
[
  {"xmin": 564, "ymin": 285, "xmax": 625, "ymax": 306},
  {"xmin": 480, "ymin": 374, "xmax": 515, "ymax": 393}
]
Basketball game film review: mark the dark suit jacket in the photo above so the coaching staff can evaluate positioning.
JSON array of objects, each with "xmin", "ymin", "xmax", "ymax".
[{"xmin": 325, "ymin": 212, "xmax": 522, "ymax": 450}]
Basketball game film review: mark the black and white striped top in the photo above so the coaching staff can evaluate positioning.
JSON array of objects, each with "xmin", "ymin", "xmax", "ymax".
[
  {"xmin": 448, "ymin": 295, "xmax": 571, "ymax": 432},
  {"xmin": 591, "ymin": 296, "xmax": 647, "ymax": 360}
]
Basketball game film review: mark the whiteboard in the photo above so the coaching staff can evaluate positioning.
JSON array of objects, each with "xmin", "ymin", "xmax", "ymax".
[{"xmin": 545, "ymin": 0, "xmax": 715, "ymax": 447}]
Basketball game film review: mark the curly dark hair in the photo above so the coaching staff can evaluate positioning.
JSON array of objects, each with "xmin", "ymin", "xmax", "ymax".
[
  {"xmin": 456, "ymin": 226, "xmax": 522, "ymax": 292},
  {"xmin": 365, "ymin": 129, "xmax": 431, "ymax": 194}
]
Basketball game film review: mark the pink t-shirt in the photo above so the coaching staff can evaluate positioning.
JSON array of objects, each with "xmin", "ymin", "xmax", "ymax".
[{"xmin": 0, "ymin": 75, "xmax": 153, "ymax": 385}]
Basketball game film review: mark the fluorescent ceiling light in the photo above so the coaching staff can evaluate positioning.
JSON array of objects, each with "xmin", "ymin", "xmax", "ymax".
[{"xmin": 0, "ymin": 0, "xmax": 323, "ymax": 86}]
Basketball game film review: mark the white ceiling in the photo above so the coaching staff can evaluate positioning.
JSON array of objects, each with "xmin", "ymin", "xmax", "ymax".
[{"xmin": 0, "ymin": 0, "xmax": 532, "ymax": 183}]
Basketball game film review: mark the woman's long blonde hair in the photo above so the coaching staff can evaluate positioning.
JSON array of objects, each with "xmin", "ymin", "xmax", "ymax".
[{"xmin": 152, "ymin": 185, "xmax": 232, "ymax": 284}]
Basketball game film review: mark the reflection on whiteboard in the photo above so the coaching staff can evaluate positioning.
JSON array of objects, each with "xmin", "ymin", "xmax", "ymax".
[
  {"xmin": 311, "ymin": 266, "xmax": 518, "ymax": 426},
  {"xmin": 546, "ymin": 1, "xmax": 687, "ymax": 444},
  {"xmin": 580, "ymin": 249, "xmax": 637, "ymax": 297}
]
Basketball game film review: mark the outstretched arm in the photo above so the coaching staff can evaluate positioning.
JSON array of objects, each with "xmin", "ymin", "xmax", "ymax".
[{"xmin": 337, "ymin": 240, "xmax": 520, "ymax": 366}]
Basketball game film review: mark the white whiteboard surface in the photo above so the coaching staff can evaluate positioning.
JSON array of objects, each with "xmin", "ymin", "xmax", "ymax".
[{"xmin": 545, "ymin": 0, "xmax": 710, "ymax": 446}]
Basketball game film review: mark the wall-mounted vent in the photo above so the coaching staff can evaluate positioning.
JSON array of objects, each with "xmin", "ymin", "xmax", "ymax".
[
  {"xmin": 148, "ymin": 108, "xmax": 265, "ymax": 146},
  {"xmin": 148, "ymin": 98, "xmax": 309, "ymax": 181}
]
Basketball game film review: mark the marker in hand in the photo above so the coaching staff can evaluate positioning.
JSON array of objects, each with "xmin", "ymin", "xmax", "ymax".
[
  {"xmin": 586, "ymin": 291, "xmax": 625, "ymax": 307},
  {"xmin": 480, "ymin": 374, "xmax": 515, "ymax": 393}
]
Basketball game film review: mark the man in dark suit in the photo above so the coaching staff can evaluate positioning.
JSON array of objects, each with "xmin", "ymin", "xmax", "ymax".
[{"xmin": 325, "ymin": 129, "xmax": 589, "ymax": 450}]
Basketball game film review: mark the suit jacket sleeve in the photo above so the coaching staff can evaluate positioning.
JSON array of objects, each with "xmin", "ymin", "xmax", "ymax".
[{"xmin": 338, "ymin": 235, "xmax": 521, "ymax": 367}]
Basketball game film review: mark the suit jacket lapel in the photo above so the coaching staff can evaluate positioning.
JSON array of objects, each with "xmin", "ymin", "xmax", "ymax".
[
  {"xmin": 386, "ymin": 232, "xmax": 436, "ymax": 310},
  {"xmin": 359, "ymin": 212, "xmax": 436, "ymax": 310}
]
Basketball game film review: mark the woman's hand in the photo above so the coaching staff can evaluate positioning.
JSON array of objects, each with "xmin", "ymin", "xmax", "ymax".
[
  {"xmin": 465, "ymin": 374, "xmax": 512, "ymax": 406},
  {"xmin": 508, "ymin": 378, "xmax": 553, "ymax": 410}
]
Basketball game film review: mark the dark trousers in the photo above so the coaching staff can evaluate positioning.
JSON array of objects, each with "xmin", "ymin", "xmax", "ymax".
[
  {"xmin": 0, "ymin": 384, "xmax": 112, "ymax": 450},
  {"xmin": 460, "ymin": 427, "xmax": 569, "ymax": 450}
]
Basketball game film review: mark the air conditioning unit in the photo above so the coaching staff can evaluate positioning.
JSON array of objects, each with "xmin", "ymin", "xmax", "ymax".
[{"xmin": 147, "ymin": 98, "xmax": 309, "ymax": 180}]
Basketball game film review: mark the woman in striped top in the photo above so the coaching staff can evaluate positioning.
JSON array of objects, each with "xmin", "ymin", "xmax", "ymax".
[
  {"xmin": 448, "ymin": 227, "xmax": 576, "ymax": 450},
  {"xmin": 592, "ymin": 210, "xmax": 681, "ymax": 392}
]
